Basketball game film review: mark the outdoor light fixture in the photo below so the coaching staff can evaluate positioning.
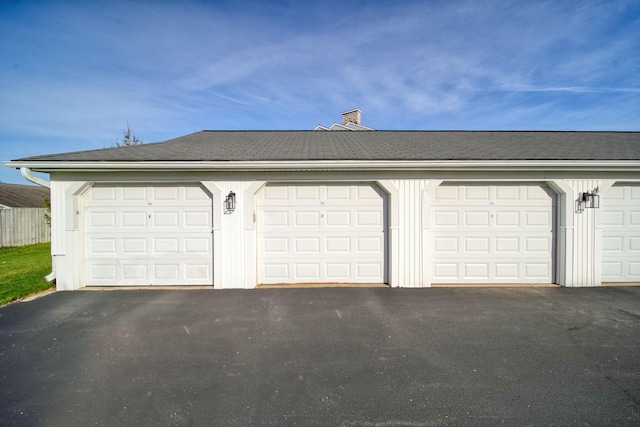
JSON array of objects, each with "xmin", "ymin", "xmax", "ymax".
[
  {"xmin": 225, "ymin": 191, "xmax": 236, "ymax": 213},
  {"xmin": 576, "ymin": 188, "xmax": 600, "ymax": 213}
]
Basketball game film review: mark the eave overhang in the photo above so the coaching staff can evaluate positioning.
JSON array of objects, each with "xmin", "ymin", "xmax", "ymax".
[{"xmin": 4, "ymin": 159, "xmax": 640, "ymax": 173}]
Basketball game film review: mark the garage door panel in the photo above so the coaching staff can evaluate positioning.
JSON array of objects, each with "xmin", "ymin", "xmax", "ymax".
[
  {"xmin": 326, "ymin": 263, "xmax": 351, "ymax": 279},
  {"xmin": 525, "ymin": 263, "xmax": 551, "ymax": 277},
  {"xmin": 603, "ymin": 210, "xmax": 624, "ymax": 226},
  {"xmin": 88, "ymin": 263, "xmax": 117, "ymax": 283},
  {"xmin": 357, "ymin": 263, "xmax": 382, "ymax": 278},
  {"xmin": 122, "ymin": 238, "xmax": 146, "ymax": 254},
  {"xmin": 263, "ymin": 263, "xmax": 289, "ymax": 281},
  {"xmin": 603, "ymin": 262, "xmax": 623, "ymax": 277},
  {"xmin": 607, "ymin": 186, "xmax": 624, "ymax": 200},
  {"xmin": 90, "ymin": 187, "xmax": 116, "ymax": 202},
  {"xmin": 357, "ymin": 185, "xmax": 386, "ymax": 200},
  {"xmin": 603, "ymin": 184, "xmax": 640, "ymax": 282},
  {"xmin": 155, "ymin": 264, "xmax": 179, "ymax": 280},
  {"xmin": 526, "ymin": 211, "xmax": 552, "ymax": 227},
  {"xmin": 496, "ymin": 186, "xmax": 520, "ymax": 201},
  {"xmin": 464, "ymin": 237, "xmax": 489, "ymax": 253},
  {"xmin": 326, "ymin": 236, "xmax": 351, "ymax": 252},
  {"xmin": 123, "ymin": 263, "xmax": 147, "ymax": 280},
  {"xmin": 434, "ymin": 259, "xmax": 552, "ymax": 282},
  {"xmin": 434, "ymin": 237, "xmax": 458, "ymax": 252},
  {"xmin": 261, "ymin": 210, "xmax": 289, "ymax": 227},
  {"xmin": 294, "ymin": 186, "xmax": 321, "ymax": 201},
  {"xmin": 257, "ymin": 184, "xmax": 386, "ymax": 284},
  {"xmin": 434, "ymin": 211, "xmax": 459, "ymax": 226},
  {"xmin": 152, "ymin": 211, "xmax": 180, "ymax": 227},
  {"xmin": 326, "ymin": 186, "xmax": 350, "ymax": 200},
  {"xmin": 296, "ymin": 263, "xmax": 321, "ymax": 280},
  {"xmin": 153, "ymin": 238, "xmax": 179, "ymax": 254},
  {"xmin": 525, "ymin": 237, "xmax": 551, "ymax": 252},
  {"xmin": 84, "ymin": 184, "xmax": 213, "ymax": 286},
  {"xmin": 263, "ymin": 185, "xmax": 289, "ymax": 201},
  {"xmin": 185, "ymin": 185, "xmax": 209, "ymax": 200},
  {"xmin": 357, "ymin": 210, "xmax": 383, "ymax": 227},
  {"xmin": 495, "ymin": 211, "xmax": 519, "ymax": 226},
  {"xmin": 431, "ymin": 184, "xmax": 555, "ymax": 284},
  {"xmin": 433, "ymin": 263, "xmax": 458, "ymax": 279},
  {"xmin": 123, "ymin": 234, "xmax": 152, "ymax": 254},
  {"xmin": 465, "ymin": 186, "xmax": 490, "ymax": 201},
  {"xmin": 495, "ymin": 263, "xmax": 519, "ymax": 279},
  {"xmin": 356, "ymin": 236, "xmax": 382, "ymax": 253},
  {"xmin": 526, "ymin": 186, "xmax": 553, "ymax": 201},
  {"xmin": 185, "ymin": 238, "xmax": 212, "ymax": 254},
  {"xmin": 122, "ymin": 211, "xmax": 147, "ymax": 228},
  {"xmin": 153, "ymin": 186, "xmax": 178, "ymax": 200},
  {"xmin": 464, "ymin": 211, "xmax": 490, "ymax": 227},
  {"xmin": 88, "ymin": 211, "xmax": 117, "ymax": 228},
  {"xmin": 495, "ymin": 237, "xmax": 519, "ymax": 253},
  {"xmin": 465, "ymin": 263, "xmax": 489, "ymax": 278},
  {"xmin": 262, "ymin": 237, "xmax": 289, "ymax": 254},
  {"xmin": 295, "ymin": 237, "xmax": 321, "ymax": 253},
  {"xmin": 295, "ymin": 211, "xmax": 321, "ymax": 226},
  {"xmin": 123, "ymin": 187, "xmax": 147, "ymax": 201},
  {"xmin": 184, "ymin": 263, "xmax": 210, "ymax": 280},
  {"xmin": 435, "ymin": 186, "xmax": 458, "ymax": 201},
  {"xmin": 89, "ymin": 238, "xmax": 117, "ymax": 255},
  {"xmin": 185, "ymin": 211, "xmax": 210, "ymax": 227},
  {"xmin": 326, "ymin": 211, "xmax": 350, "ymax": 226},
  {"xmin": 603, "ymin": 236, "xmax": 624, "ymax": 252}
]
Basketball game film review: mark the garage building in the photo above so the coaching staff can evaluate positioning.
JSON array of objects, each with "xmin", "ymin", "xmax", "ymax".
[{"xmin": 5, "ymin": 125, "xmax": 640, "ymax": 290}]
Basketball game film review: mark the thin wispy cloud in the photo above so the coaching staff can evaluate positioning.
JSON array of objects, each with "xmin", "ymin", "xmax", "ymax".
[
  {"xmin": 0, "ymin": 0, "xmax": 638, "ymax": 183},
  {"xmin": 487, "ymin": 85, "xmax": 640, "ymax": 94}
]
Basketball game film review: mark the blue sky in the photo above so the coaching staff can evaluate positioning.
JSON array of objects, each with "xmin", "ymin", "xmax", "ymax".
[{"xmin": 1, "ymin": 0, "xmax": 639, "ymax": 184}]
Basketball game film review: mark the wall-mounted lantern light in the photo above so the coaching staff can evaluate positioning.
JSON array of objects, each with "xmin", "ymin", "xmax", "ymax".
[
  {"xmin": 225, "ymin": 191, "xmax": 236, "ymax": 213},
  {"xmin": 576, "ymin": 188, "xmax": 599, "ymax": 213}
]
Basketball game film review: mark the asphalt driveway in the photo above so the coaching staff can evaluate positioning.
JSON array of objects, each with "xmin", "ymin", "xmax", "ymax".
[{"xmin": 1, "ymin": 287, "xmax": 639, "ymax": 426}]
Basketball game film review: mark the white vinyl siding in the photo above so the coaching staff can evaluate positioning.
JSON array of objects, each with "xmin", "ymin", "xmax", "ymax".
[
  {"xmin": 391, "ymin": 179, "xmax": 430, "ymax": 287},
  {"xmin": 257, "ymin": 183, "xmax": 386, "ymax": 284},
  {"xmin": 602, "ymin": 184, "xmax": 640, "ymax": 282},
  {"xmin": 83, "ymin": 184, "xmax": 213, "ymax": 286},
  {"xmin": 430, "ymin": 183, "xmax": 556, "ymax": 284}
]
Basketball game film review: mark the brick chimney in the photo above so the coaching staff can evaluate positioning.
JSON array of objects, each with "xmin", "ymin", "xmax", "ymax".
[{"xmin": 342, "ymin": 109, "xmax": 361, "ymax": 126}]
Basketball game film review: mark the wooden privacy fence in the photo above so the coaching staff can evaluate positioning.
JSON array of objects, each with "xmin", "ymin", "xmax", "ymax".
[{"xmin": 0, "ymin": 208, "xmax": 51, "ymax": 247}]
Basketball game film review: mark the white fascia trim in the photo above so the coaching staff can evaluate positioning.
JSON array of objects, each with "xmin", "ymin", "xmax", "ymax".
[{"xmin": 6, "ymin": 160, "xmax": 640, "ymax": 173}]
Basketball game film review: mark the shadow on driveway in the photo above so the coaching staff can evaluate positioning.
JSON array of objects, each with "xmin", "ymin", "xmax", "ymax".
[{"xmin": 1, "ymin": 287, "xmax": 639, "ymax": 426}]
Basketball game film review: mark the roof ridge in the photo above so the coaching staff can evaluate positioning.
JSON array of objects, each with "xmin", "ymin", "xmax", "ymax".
[{"xmin": 199, "ymin": 129, "xmax": 639, "ymax": 133}]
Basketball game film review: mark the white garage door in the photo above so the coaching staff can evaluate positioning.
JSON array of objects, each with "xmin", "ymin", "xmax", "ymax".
[
  {"xmin": 257, "ymin": 183, "xmax": 387, "ymax": 284},
  {"xmin": 602, "ymin": 184, "xmax": 640, "ymax": 282},
  {"xmin": 84, "ymin": 184, "xmax": 213, "ymax": 286},
  {"xmin": 430, "ymin": 183, "xmax": 556, "ymax": 284}
]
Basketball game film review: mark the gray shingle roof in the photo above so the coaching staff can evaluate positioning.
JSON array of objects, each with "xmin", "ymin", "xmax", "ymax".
[
  {"xmin": 0, "ymin": 183, "xmax": 50, "ymax": 208},
  {"xmin": 13, "ymin": 131, "xmax": 640, "ymax": 162}
]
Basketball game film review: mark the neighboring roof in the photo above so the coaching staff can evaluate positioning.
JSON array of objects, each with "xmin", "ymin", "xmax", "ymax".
[
  {"xmin": 314, "ymin": 122, "xmax": 374, "ymax": 131},
  {"xmin": 314, "ymin": 108, "xmax": 372, "ymax": 131},
  {"xmin": 10, "ymin": 131, "xmax": 640, "ymax": 163},
  {"xmin": 0, "ymin": 183, "xmax": 49, "ymax": 208}
]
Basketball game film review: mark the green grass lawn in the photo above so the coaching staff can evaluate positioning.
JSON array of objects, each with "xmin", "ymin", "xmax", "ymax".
[{"xmin": 0, "ymin": 243, "xmax": 53, "ymax": 306}]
